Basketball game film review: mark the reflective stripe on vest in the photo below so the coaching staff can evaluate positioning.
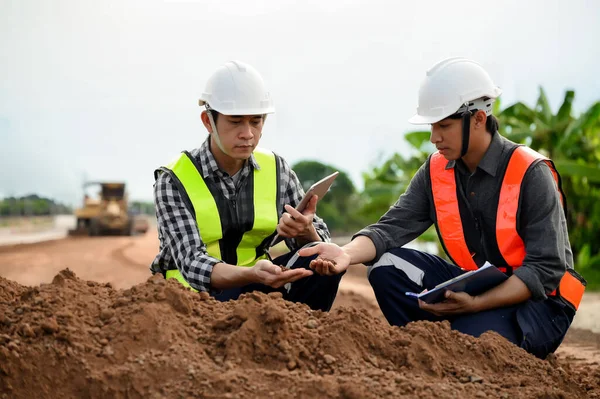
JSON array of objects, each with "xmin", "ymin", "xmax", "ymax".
[
  {"xmin": 237, "ymin": 148, "xmax": 279, "ymax": 266},
  {"xmin": 430, "ymin": 146, "xmax": 585, "ymax": 310},
  {"xmin": 496, "ymin": 146, "xmax": 565, "ymax": 267},
  {"xmin": 162, "ymin": 147, "xmax": 278, "ymax": 288}
]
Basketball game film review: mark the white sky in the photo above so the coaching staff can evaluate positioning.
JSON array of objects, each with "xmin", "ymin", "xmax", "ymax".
[{"xmin": 1, "ymin": 0, "xmax": 599, "ymax": 204}]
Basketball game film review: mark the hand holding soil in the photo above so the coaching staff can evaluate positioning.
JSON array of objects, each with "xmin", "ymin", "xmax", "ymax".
[
  {"xmin": 298, "ymin": 242, "xmax": 351, "ymax": 275},
  {"xmin": 252, "ymin": 259, "xmax": 313, "ymax": 288}
]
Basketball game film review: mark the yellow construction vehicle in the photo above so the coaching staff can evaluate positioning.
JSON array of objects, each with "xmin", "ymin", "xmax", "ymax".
[{"xmin": 69, "ymin": 182, "xmax": 133, "ymax": 236}]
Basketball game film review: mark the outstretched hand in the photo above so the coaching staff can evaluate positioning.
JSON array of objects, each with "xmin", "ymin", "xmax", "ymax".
[{"xmin": 298, "ymin": 242, "xmax": 351, "ymax": 276}]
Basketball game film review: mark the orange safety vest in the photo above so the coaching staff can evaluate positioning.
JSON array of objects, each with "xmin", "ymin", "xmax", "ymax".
[{"xmin": 429, "ymin": 146, "xmax": 585, "ymax": 310}]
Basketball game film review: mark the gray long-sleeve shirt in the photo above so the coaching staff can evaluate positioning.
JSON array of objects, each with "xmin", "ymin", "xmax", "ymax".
[{"xmin": 354, "ymin": 133, "xmax": 573, "ymax": 301}]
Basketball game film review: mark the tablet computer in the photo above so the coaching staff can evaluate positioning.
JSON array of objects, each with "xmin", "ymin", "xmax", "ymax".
[
  {"xmin": 269, "ymin": 171, "xmax": 339, "ymax": 248},
  {"xmin": 405, "ymin": 262, "xmax": 508, "ymax": 304}
]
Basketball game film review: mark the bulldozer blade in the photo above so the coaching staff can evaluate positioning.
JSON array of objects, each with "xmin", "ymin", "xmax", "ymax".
[{"xmin": 68, "ymin": 228, "xmax": 89, "ymax": 236}]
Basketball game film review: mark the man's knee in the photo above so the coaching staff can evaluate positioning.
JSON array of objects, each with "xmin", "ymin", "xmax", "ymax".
[
  {"xmin": 368, "ymin": 248, "xmax": 427, "ymax": 287},
  {"xmin": 368, "ymin": 264, "xmax": 396, "ymax": 288}
]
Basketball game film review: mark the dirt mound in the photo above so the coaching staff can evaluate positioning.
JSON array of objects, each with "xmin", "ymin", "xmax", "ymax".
[{"xmin": 1, "ymin": 270, "xmax": 598, "ymax": 399}]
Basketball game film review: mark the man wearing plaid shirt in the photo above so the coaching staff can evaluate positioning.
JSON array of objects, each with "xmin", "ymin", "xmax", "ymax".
[{"xmin": 150, "ymin": 61, "xmax": 341, "ymax": 311}]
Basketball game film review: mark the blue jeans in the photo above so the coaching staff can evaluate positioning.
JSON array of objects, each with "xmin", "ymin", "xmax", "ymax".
[
  {"xmin": 212, "ymin": 249, "xmax": 343, "ymax": 312},
  {"xmin": 367, "ymin": 247, "xmax": 576, "ymax": 359}
]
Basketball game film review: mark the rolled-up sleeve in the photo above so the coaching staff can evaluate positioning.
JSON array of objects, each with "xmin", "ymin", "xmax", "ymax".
[
  {"xmin": 353, "ymin": 162, "xmax": 434, "ymax": 262},
  {"xmin": 514, "ymin": 162, "xmax": 569, "ymax": 301},
  {"xmin": 152, "ymin": 172, "xmax": 221, "ymax": 292}
]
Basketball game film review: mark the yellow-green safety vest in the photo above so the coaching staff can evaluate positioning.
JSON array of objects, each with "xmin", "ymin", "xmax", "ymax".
[{"xmin": 161, "ymin": 147, "xmax": 278, "ymax": 291}]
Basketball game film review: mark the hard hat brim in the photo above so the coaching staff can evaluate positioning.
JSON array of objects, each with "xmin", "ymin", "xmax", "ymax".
[
  {"xmin": 408, "ymin": 113, "xmax": 446, "ymax": 125},
  {"xmin": 217, "ymin": 107, "xmax": 275, "ymax": 116},
  {"xmin": 198, "ymin": 100, "xmax": 275, "ymax": 115}
]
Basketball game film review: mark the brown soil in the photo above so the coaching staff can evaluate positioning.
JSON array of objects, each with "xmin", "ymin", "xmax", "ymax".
[
  {"xmin": 0, "ymin": 271, "xmax": 598, "ymax": 399},
  {"xmin": 0, "ymin": 230, "xmax": 599, "ymax": 398}
]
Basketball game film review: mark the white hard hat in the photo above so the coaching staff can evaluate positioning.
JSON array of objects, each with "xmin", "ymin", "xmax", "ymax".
[
  {"xmin": 198, "ymin": 60, "xmax": 275, "ymax": 115},
  {"xmin": 409, "ymin": 57, "xmax": 502, "ymax": 125}
]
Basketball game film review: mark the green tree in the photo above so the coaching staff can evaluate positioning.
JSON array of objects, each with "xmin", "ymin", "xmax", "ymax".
[
  {"xmin": 0, "ymin": 195, "xmax": 71, "ymax": 217},
  {"xmin": 291, "ymin": 161, "xmax": 359, "ymax": 233},
  {"xmin": 358, "ymin": 131, "xmax": 430, "ymax": 222},
  {"xmin": 356, "ymin": 131, "xmax": 442, "ymax": 251}
]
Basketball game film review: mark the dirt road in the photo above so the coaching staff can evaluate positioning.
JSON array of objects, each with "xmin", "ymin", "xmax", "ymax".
[
  {"xmin": 0, "ymin": 234, "xmax": 153, "ymax": 289},
  {"xmin": 0, "ymin": 229, "xmax": 598, "ymax": 365}
]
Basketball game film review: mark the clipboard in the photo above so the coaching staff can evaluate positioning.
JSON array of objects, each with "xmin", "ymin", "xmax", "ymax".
[
  {"xmin": 405, "ymin": 262, "xmax": 508, "ymax": 304},
  {"xmin": 269, "ymin": 171, "xmax": 339, "ymax": 248}
]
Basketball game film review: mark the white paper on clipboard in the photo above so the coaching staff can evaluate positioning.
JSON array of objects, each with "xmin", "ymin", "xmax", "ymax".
[{"xmin": 269, "ymin": 171, "xmax": 339, "ymax": 248}]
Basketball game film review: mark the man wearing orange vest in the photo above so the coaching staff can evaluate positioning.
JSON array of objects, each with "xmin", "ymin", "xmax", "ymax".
[
  {"xmin": 300, "ymin": 57, "xmax": 586, "ymax": 358},
  {"xmin": 150, "ymin": 61, "xmax": 342, "ymax": 311}
]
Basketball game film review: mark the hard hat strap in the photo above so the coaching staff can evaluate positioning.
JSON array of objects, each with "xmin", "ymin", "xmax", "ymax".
[
  {"xmin": 206, "ymin": 105, "xmax": 229, "ymax": 156},
  {"xmin": 460, "ymin": 108, "xmax": 471, "ymax": 158}
]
